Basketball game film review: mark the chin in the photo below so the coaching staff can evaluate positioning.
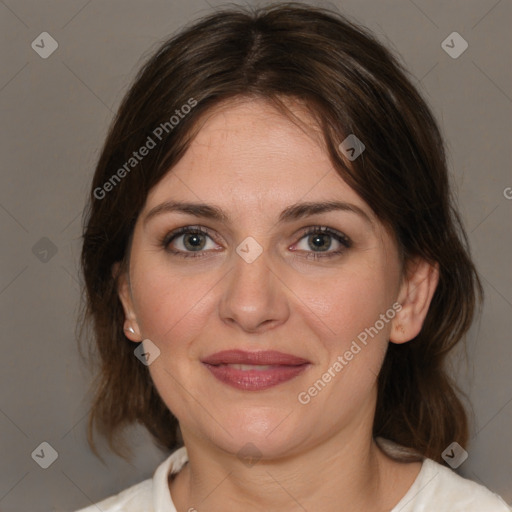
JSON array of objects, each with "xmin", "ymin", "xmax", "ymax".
[{"xmin": 207, "ymin": 406, "xmax": 312, "ymax": 460}]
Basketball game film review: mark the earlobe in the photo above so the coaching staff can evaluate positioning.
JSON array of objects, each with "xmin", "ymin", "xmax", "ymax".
[
  {"xmin": 390, "ymin": 258, "xmax": 439, "ymax": 344},
  {"xmin": 123, "ymin": 324, "xmax": 142, "ymax": 342},
  {"xmin": 112, "ymin": 261, "xmax": 142, "ymax": 342}
]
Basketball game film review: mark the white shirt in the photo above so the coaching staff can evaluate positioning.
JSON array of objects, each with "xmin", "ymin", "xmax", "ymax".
[{"xmin": 74, "ymin": 443, "xmax": 511, "ymax": 511}]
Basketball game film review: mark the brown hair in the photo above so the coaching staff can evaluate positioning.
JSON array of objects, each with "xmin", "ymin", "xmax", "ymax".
[{"xmin": 79, "ymin": 2, "xmax": 482, "ymax": 464}]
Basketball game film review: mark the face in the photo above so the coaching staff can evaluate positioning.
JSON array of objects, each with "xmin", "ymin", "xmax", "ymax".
[{"xmin": 118, "ymin": 97, "xmax": 417, "ymax": 459}]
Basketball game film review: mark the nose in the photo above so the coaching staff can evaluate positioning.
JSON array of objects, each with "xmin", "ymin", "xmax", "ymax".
[{"xmin": 218, "ymin": 244, "xmax": 290, "ymax": 334}]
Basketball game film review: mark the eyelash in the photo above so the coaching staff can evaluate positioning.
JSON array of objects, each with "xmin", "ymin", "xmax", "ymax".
[{"xmin": 160, "ymin": 225, "xmax": 352, "ymax": 261}]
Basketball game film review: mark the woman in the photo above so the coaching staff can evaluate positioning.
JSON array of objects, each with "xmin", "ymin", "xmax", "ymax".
[{"xmin": 76, "ymin": 3, "xmax": 510, "ymax": 511}]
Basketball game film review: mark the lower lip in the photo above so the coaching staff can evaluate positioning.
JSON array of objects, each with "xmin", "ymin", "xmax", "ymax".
[{"xmin": 203, "ymin": 363, "xmax": 310, "ymax": 391}]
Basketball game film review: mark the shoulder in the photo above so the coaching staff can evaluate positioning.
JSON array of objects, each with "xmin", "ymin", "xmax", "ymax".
[
  {"xmin": 395, "ymin": 458, "xmax": 511, "ymax": 511},
  {"xmin": 73, "ymin": 478, "xmax": 153, "ymax": 512},
  {"xmin": 73, "ymin": 446, "xmax": 188, "ymax": 512},
  {"xmin": 376, "ymin": 438, "xmax": 510, "ymax": 511}
]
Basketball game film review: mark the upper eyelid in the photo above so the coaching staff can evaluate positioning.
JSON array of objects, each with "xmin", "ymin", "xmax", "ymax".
[
  {"xmin": 162, "ymin": 225, "xmax": 215, "ymax": 244},
  {"xmin": 164, "ymin": 225, "xmax": 351, "ymax": 248}
]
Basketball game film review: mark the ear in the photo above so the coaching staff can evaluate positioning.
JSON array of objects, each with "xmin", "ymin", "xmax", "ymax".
[
  {"xmin": 112, "ymin": 261, "xmax": 142, "ymax": 343},
  {"xmin": 389, "ymin": 257, "xmax": 439, "ymax": 344}
]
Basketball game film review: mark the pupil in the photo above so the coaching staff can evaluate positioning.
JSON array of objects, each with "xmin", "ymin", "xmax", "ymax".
[
  {"xmin": 185, "ymin": 233, "xmax": 204, "ymax": 250},
  {"xmin": 310, "ymin": 233, "xmax": 330, "ymax": 251}
]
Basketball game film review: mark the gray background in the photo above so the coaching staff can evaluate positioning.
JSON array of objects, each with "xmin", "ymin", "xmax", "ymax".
[{"xmin": 0, "ymin": 0, "xmax": 511, "ymax": 510}]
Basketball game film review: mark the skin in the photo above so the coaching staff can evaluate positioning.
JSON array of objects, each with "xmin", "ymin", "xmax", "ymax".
[{"xmin": 117, "ymin": 97, "xmax": 439, "ymax": 511}]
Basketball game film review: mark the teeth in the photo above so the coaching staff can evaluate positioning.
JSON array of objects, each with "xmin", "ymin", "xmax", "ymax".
[{"xmin": 227, "ymin": 364, "xmax": 275, "ymax": 371}]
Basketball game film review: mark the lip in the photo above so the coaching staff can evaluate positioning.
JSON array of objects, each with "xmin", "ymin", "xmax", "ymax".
[{"xmin": 201, "ymin": 350, "xmax": 311, "ymax": 391}]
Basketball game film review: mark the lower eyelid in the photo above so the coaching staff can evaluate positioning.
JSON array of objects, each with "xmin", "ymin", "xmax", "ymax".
[
  {"xmin": 294, "ymin": 229, "xmax": 352, "ymax": 250},
  {"xmin": 162, "ymin": 226, "xmax": 351, "ymax": 257}
]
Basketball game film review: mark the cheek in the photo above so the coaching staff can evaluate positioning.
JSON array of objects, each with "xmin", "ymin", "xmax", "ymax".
[
  {"xmin": 296, "ymin": 262, "xmax": 397, "ymax": 409},
  {"xmin": 291, "ymin": 262, "xmax": 397, "ymax": 411},
  {"xmin": 130, "ymin": 263, "xmax": 220, "ymax": 422},
  {"xmin": 296, "ymin": 262, "xmax": 396, "ymax": 350},
  {"xmin": 131, "ymin": 260, "xmax": 219, "ymax": 345}
]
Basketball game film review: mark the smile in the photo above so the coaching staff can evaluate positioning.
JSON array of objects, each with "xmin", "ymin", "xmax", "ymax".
[{"xmin": 201, "ymin": 350, "xmax": 311, "ymax": 391}]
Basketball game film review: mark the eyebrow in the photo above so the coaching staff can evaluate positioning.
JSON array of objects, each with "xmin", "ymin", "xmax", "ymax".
[{"xmin": 143, "ymin": 200, "xmax": 374, "ymax": 228}]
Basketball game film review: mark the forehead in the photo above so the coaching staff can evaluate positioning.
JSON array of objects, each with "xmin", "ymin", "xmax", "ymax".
[{"xmin": 144, "ymin": 97, "xmax": 367, "ymax": 218}]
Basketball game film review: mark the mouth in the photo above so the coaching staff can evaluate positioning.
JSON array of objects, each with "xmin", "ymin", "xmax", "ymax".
[{"xmin": 201, "ymin": 350, "xmax": 311, "ymax": 391}]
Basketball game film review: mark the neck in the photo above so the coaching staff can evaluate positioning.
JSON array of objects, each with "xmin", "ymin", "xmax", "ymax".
[{"xmin": 170, "ymin": 423, "xmax": 420, "ymax": 512}]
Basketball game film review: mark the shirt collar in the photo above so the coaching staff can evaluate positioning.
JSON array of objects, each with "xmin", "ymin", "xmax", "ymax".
[{"xmin": 153, "ymin": 445, "xmax": 189, "ymax": 511}]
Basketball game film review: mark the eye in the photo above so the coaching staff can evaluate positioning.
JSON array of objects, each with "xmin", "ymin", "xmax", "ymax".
[
  {"xmin": 161, "ymin": 225, "xmax": 352, "ymax": 260},
  {"xmin": 161, "ymin": 226, "xmax": 220, "ymax": 258},
  {"xmin": 291, "ymin": 226, "xmax": 352, "ymax": 260}
]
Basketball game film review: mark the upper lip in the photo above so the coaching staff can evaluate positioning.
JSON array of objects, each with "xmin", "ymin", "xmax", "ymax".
[{"xmin": 201, "ymin": 350, "xmax": 309, "ymax": 366}]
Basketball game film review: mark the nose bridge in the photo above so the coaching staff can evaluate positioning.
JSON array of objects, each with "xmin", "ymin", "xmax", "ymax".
[{"xmin": 219, "ymin": 236, "xmax": 288, "ymax": 332}]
